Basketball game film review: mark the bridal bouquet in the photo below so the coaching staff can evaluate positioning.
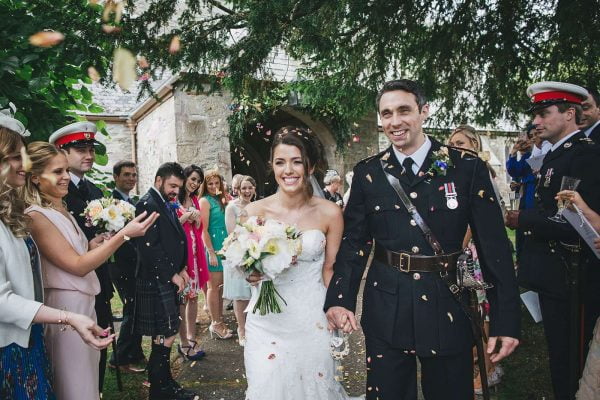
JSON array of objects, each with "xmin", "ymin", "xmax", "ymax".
[
  {"xmin": 82, "ymin": 198, "xmax": 136, "ymax": 233},
  {"xmin": 219, "ymin": 216, "xmax": 302, "ymax": 315}
]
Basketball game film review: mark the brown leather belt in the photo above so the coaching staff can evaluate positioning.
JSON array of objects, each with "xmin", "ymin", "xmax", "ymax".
[{"xmin": 374, "ymin": 245, "xmax": 460, "ymax": 273}]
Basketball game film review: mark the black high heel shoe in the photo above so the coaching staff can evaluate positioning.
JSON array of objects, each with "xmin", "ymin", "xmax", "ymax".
[{"xmin": 177, "ymin": 344, "xmax": 205, "ymax": 361}]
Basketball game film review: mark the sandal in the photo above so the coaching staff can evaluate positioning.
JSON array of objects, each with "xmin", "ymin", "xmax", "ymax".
[
  {"xmin": 177, "ymin": 343, "xmax": 205, "ymax": 361},
  {"xmin": 209, "ymin": 322, "xmax": 233, "ymax": 340}
]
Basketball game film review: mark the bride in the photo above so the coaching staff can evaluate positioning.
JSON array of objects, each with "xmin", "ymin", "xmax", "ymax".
[{"xmin": 242, "ymin": 126, "xmax": 357, "ymax": 400}]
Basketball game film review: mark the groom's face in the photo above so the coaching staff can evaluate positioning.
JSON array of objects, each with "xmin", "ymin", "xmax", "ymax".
[{"xmin": 379, "ymin": 89, "xmax": 429, "ymax": 153}]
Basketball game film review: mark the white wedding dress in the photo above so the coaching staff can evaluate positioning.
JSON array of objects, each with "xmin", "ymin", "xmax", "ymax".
[{"xmin": 244, "ymin": 229, "xmax": 355, "ymax": 400}]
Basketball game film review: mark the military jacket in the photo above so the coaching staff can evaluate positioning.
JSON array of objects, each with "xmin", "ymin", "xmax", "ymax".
[
  {"xmin": 324, "ymin": 137, "xmax": 520, "ymax": 357},
  {"xmin": 518, "ymin": 131, "xmax": 600, "ymax": 299},
  {"xmin": 65, "ymin": 179, "xmax": 113, "ymax": 302}
]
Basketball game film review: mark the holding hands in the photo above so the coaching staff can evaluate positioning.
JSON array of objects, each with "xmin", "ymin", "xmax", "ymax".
[{"xmin": 325, "ymin": 306, "xmax": 359, "ymax": 334}]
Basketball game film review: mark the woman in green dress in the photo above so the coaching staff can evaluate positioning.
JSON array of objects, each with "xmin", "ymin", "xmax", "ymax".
[{"xmin": 199, "ymin": 169, "xmax": 233, "ymax": 339}]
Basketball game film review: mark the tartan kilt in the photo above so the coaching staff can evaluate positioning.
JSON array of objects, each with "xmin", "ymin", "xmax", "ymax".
[{"xmin": 133, "ymin": 279, "xmax": 180, "ymax": 337}]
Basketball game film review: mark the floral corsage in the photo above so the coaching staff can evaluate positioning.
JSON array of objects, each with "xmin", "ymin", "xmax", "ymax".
[{"xmin": 427, "ymin": 146, "xmax": 453, "ymax": 177}]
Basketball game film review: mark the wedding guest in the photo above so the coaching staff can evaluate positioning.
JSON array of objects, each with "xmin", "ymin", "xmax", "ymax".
[
  {"xmin": 0, "ymin": 117, "xmax": 113, "ymax": 400},
  {"xmin": 24, "ymin": 142, "xmax": 157, "ymax": 400},
  {"xmin": 175, "ymin": 164, "xmax": 209, "ymax": 360},
  {"xmin": 48, "ymin": 122, "xmax": 114, "ymax": 392},
  {"xmin": 506, "ymin": 125, "xmax": 537, "ymax": 264},
  {"xmin": 224, "ymin": 175, "xmax": 255, "ymax": 346},
  {"xmin": 133, "ymin": 162, "xmax": 198, "ymax": 400},
  {"xmin": 230, "ymin": 174, "xmax": 244, "ymax": 198},
  {"xmin": 323, "ymin": 170, "xmax": 344, "ymax": 207},
  {"xmin": 448, "ymin": 126, "xmax": 504, "ymax": 393},
  {"xmin": 108, "ymin": 160, "xmax": 146, "ymax": 372},
  {"xmin": 200, "ymin": 170, "xmax": 233, "ymax": 339}
]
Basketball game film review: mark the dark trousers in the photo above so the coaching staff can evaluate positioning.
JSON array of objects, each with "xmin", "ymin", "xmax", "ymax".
[
  {"xmin": 95, "ymin": 295, "xmax": 112, "ymax": 393},
  {"xmin": 109, "ymin": 264, "xmax": 144, "ymax": 365},
  {"xmin": 540, "ymin": 282, "xmax": 600, "ymax": 399},
  {"xmin": 365, "ymin": 335, "xmax": 473, "ymax": 400}
]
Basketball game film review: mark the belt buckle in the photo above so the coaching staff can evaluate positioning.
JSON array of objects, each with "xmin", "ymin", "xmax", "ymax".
[{"xmin": 398, "ymin": 253, "xmax": 411, "ymax": 272}]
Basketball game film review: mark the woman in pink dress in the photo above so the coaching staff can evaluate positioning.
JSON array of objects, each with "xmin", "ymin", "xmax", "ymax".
[
  {"xmin": 174, "ymin": 164, "xmax": 210, "ymax": 360},
  {"xmin": 23, "ymin": 142, "xmax": 157, "ymax": 400}
]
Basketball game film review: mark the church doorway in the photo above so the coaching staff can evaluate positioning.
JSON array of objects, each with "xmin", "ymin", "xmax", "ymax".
[{"xmin": 229, "ymin": 109, "xmax": 330, "ymax": 198}]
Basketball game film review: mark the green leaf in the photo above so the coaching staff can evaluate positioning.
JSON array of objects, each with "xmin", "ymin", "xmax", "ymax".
[
  {"xmin": 88, "ymin": 104, "xmax": 104, "ymax": 113},
  {"xmin": 29, "ymin": 77, "xmax": 51, "ymax": 91},
  {"xmin": 95, "ymin": 152, "xmax": 109, "ymax": 166}
]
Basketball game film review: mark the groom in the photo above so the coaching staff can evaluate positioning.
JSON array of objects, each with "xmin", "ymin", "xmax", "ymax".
[{"xmin": 325, "ymin": 79, "xmax": 520, "ymax": 399}]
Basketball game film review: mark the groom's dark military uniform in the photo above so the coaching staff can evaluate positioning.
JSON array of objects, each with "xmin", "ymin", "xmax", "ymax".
[{"xmin": 325, "ymin": 138, "xmax": 520, "ymax": 399}]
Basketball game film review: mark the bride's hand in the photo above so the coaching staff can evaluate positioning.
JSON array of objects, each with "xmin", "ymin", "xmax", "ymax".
[{"xmin": 246, "ymin": 271, "xmax": 263, "ymax": 286}]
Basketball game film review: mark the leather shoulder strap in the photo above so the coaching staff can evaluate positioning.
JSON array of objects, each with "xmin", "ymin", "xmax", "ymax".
[{"xmin": 380, "ymin": 159, "xmax": 445, "ymax": 255}]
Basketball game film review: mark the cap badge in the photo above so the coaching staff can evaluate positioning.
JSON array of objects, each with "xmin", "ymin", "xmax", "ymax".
[{"xmin": 84, "ymin": 132, "xmax": 91, "ymax": 139}]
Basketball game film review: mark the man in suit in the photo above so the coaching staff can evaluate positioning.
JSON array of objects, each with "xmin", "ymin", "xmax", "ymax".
[
  {"xmin": 49, "ymin": 121, "xmax": 114, "ymax": 394},
  {"xmin": 506, "ymin": 81, "xmax": 600, "ymax": 400},
  {"xmin": 108, "ymin": 160, "xmax": 146, "ymax": 372},
  {"xmin": 325, "ymin": 79, "xmax": 520, "ymax": 399},
  {"xmin": 134, "ymin": 162, "xmax": 197, "ymax": 400},
  {"xmin": 580, "ymin": 86, "xmax": 600, "ymax": 142}
]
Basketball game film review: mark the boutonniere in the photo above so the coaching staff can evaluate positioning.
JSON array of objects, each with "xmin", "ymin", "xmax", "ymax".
[
  {"xmin": 168, "ymin": 200, "xmax": 181, "ymax": 210},
  {"xmin": 427, "ymin": 146, "xmax": 454, "ymax": 177}
]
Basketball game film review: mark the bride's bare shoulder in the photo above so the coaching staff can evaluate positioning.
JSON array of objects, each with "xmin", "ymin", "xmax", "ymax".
[{"xmin": 244, "ymin": 195, "xmax": 277, "ymax": 217}]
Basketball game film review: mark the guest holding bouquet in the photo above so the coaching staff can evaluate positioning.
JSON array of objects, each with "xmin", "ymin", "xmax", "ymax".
[
  {"xmin": 23, "ymin": 142, "xmax": 157, "ymax": 400},
  {"xmin": 175, "ymin": 164, "xmax": 209, "ymax": 360},
  {"xmin": 0, "ymin": 114, "xmax": 114, "ymax": 400},
  {"xmin": 200, "ymin": 170, "xmax": 233, "ymax": 339},
  {"xmin": 224, "ymin": 175, "xmax": 256, "ymax": 346}
]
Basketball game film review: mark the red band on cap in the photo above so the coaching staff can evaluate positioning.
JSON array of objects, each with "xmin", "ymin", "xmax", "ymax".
[
  {"xmin": 532, "ymin": 91, "xmax": 584, "ymax": 105},
  {"xmin": 54, "ymin": 132, "xmax": 96, "ymax": 147}
]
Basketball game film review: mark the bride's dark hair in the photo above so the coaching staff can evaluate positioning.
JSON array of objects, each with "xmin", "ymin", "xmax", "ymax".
[{"xmin": 270, "ymin": 126, "xmax": 322, "ymax": 198}]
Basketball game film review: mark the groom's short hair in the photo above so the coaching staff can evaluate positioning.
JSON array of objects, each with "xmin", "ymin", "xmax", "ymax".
[{"xmin": 376, "ymin": 79, "xmax": 427, "ymax": 112}]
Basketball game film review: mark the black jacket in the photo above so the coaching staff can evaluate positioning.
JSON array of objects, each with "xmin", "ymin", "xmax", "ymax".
[
  {"xmin": 324, "ymin": 138, "xmax": 520, "ymax": 356},
  {"xmin": 65, "ymin": 179, "xmax": 113, "ymax": 302},
  {"xmin": 518, "ymin": 131, "xmax": 600, "ymax": 298},
  {"xmin": 110, "ymin": 190, "xmax": 137, "ymax": 279},
  {"xmin": 134, "ymin": 188, "xmax": 187, "ymax": 284}
]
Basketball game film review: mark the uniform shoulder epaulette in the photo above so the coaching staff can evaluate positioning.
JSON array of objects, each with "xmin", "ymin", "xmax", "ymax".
[
  {"xmin": 356, "ymin": 152, "xmax": 381, "ymax": 165},
  {"xmin": 578, "ymin": 137, "xmax": 595, "ymax": 145}
]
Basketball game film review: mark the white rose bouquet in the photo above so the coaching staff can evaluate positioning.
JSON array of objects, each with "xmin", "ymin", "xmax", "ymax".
[
  {"xmin": 220, "ymin": 216, "xmax": 302, "ymax": 315},
  {"xmin": 82, "ymin": 198, "xmax": 136, "ymax": 233}
]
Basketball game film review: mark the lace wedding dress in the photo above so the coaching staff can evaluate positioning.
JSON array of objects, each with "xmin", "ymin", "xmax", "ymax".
[{"xmin": 244, "ymin": 229, "xmax": 357, "ymax": 400}]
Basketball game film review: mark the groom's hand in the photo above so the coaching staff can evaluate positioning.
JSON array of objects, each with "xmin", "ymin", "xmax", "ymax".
[
  {"xmin": 326, "ymin": 306, "xmax": 358, "ymax": 333},
  {"xmin": 487, "ymin": 336, "xmax": 519, "ymax": 363}
]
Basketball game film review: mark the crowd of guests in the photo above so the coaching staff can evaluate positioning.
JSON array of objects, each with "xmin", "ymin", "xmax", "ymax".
[{"xmin": 2, "ymin": 80, "xmax": 600, "ymax": 400}]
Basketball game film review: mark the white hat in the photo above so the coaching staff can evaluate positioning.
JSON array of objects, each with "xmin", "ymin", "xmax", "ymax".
[
  {"xmin": 0, "ymin": 104, "xmax": 30, "ymax": 137},
  {"xmin": 49, "ymin": 121, "xmax": 99, "ymax": 148},
  {"xmin": 526, "ymin": 81, "xmax": 588, "ymax": 112}
]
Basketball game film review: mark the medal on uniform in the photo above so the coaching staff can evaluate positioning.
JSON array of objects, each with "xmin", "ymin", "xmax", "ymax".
[
  {"xmin": 443, "ymin": 182, "xmax": 459, "ymax": 209},
  {"xmin": 543, "ymin": 168, "xmax": 553, "ymax": 187}
]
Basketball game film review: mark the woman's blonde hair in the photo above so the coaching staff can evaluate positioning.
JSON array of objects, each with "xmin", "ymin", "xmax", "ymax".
[
  {"xmin": 201, "ymin": 169, "xmax": 228, "ymax": 211},
  {"xmin": 0, "ymin": 127, "xmax": 28, "ymax": 237},
  {"xmin": 448, "ymin": 124, "xmax": 482, "ymax": 152},
  {"xmin": 23, "ymin": 142, "xmax": 65, "ymax": 208}
]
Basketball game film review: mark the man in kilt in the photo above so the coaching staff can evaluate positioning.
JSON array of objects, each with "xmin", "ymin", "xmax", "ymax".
[{"xmin": 134, "ymin": 162, "xmax": 197, "ymax": 400}]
